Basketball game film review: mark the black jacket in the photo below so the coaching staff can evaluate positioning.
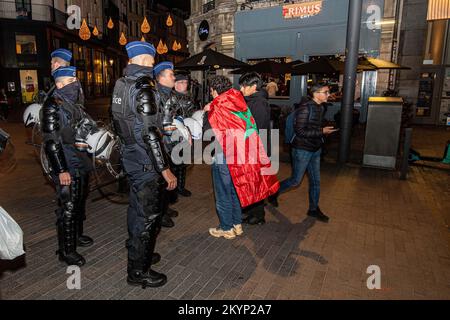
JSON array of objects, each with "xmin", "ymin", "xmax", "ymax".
[
  {"xmin": 244, "ymin": 90, "xmax": 271, "ymax": 131},
  {"xmin": 292, "ymin": 99, "xmax": 324, "ymax": 152},
  {"xmin": 244, "ymin": 90, "xmax": 271, "ymax": 155}
]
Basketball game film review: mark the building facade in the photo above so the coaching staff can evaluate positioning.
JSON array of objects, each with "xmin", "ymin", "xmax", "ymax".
[
  {"xmin": 186, "ymin": 0, "xmax": 394, "ymax": 121},
  {"xmin": 396, "ymin": 0, "xmax": 450, "ymax": 125},
  {"xmin": 0, "ymin": 0, "xmax": 124, "ymax": 104},
  {"xmin": 0, "ymin": 0, "xmax": 189, "ymax": 105},
  {"xmin": 186, "ymin": 0, "xmax": 450, "ymax": 125},
  {"xmin": 186, "ymin": 0, "xmax": 237, "ymax": 56}
]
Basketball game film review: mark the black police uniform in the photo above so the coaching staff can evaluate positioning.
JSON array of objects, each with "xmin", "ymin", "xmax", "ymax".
[
  {"xmin": 157, "ymin": 84, "xmax": 197, "ymax": 197},
  {"xmin": 111, "ymin": 64, "xmax": 171, "ymax": 288},
  {"xmin": 153, "ymin": 84, "xmax": 182, "ymax": 227},
  {"xmin": 41, "ymin": 80, "xmax": 94, "ymax": 267},
  {"xmin": 170, "ymin": 90, "xmax": 198, "ymax": 197}
]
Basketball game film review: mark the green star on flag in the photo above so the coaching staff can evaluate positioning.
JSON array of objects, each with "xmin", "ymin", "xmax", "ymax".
[{"xmin": 231, "ymin": 108, "xmax": 258, "ymax": 140}]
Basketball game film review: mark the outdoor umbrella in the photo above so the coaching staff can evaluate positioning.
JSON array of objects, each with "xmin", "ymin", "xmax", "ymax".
[
  {"xmin": 291, "ymin": 56, "xmax": 375, "ymax": 75},
  {"xmin": 358, "ymin": 56, "xmax": 410, "ymax": 70},
  {"xmin": 175, "ymin": 48, "xmax": 249, "ymax": 71},
  {"xmin": 230, "ymin": 60, "xmax": 292, "ymax": 75}
]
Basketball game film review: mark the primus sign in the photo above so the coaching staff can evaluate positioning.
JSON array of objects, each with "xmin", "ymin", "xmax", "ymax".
[
  {"xmin": 281, "ymin": 1, "xmax": 383, "ymax": 29},
  {"xmin": 282, "ymin": 1, "xmax": 323, "ymax": 19}
]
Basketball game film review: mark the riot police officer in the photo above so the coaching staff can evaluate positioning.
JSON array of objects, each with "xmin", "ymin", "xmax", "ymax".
[
  {"xmin": 39, "ymin": 48, "xmax": 73, "ymax": 104},
  {"xmin": 41, "ymin": 66, "xmax": 94, "ymax": 267},
  {"xmin": 111, "ymin": 41, "xmax": 177, "ymax": 288},
  {"xmin": 172, "ymin": 72, "xmax": 200, "ymax": 197},
  {"xmin": 51, "ymin": 48, "xmax": 72, "ymax": 72},
  {"xmin": 174, "ymin": 72, "xmax": 199, "ymax": 118},
  {"xmin": 153, "ymin": 62, "xmax": 182, "ymax": 228}
]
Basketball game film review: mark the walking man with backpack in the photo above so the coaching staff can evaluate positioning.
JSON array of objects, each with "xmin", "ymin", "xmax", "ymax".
[{"xmin": 270, "ymin": 83, "xmax": 338, "ymax": 222}]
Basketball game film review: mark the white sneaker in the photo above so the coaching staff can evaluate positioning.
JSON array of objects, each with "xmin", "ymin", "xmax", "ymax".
[
  {"xmin": 209, "ymin": 227, "xmax": 236, "ymax": 239},
  {"xmin": 233, "ymin": 224, "xmax": 243, "ymax": 236}
]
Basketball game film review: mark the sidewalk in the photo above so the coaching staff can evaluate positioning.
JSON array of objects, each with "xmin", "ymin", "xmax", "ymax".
[{"xmin": 0, "ymin": 122, "xmax": 449, "ymax": 300}]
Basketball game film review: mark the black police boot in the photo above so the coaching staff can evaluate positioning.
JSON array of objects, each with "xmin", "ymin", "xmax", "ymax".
[
  {"xmin": 307, "ymin": 207, "xmax": 330, "ymax": 223},
  {"xmin": 76, "ymin": 217, "xmax": 93, "ymax": 247},
  {"xmin": 177, "ymin": 166, "xmax": 192, "ymax": 197},
  {"xmin": 127, "ymin": 220, "xmax": 166, "ymax": 288},
  {"xmin": 178, "ymin": 188, "xmax": 192, "ymax": 197},
  {"xmin": 127, "ymin": 268, "xmax": 167, "ymax": 288},
  {"xmin": 168, "ymin": 190, "xmax": 178, "ymax": 204},
  {"xmin": 167, "ymin": 207, "xmax": 179, "ymax": 218},
  {"xmin": 161, "ymin": 214, "xmax": 174, "ymax": 228},
  {"xmin": 56, "ymin": 206, "xmax": 85, "ymax": 266},
  {"xmin": 151, "ymin": 252, "xmax": 161, "ymax": 265},
  {"xmin": 126, "ymin": 238, "xmax": 159, "ymax": 263},
  {"xmin": 127, "ymin": 260, "xmax": 167, "ymax": 288},
  {"xmin": 73, "ymin": 173, "xmax": 93, "ymax": 247}
]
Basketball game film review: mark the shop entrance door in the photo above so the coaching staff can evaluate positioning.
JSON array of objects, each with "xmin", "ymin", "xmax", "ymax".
[
  {"xmin": 413, "ymin": 66, "xmax": 443, "ymax": 125},
  {"xmin": 438, "ymin": 66, "xmax": 450, "ymax": 125}
]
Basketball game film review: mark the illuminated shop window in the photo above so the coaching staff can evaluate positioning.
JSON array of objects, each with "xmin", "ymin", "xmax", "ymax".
[{"xmin": 15, "ymin": 34, "xmax": 37, "ymax": 54}]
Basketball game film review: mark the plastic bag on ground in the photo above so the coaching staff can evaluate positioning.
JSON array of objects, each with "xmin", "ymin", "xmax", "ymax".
[{"xmin": 0, "ymin": 206, "xmax": 25, "ymax": 260}]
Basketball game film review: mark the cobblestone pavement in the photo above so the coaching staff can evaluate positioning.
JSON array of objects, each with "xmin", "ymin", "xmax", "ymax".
[{"xmin": 0, "ymin": 122, "xmax": 449, "ymax": 300}]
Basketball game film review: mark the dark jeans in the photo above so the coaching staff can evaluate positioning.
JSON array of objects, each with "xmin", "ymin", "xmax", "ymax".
[
  {"xmin": 211, "ymin": 158, "xmax": 241, "ymax": 231},
  {"xmin": 279, "ymin": 148, "xmax": 321, "ymax": 211}
]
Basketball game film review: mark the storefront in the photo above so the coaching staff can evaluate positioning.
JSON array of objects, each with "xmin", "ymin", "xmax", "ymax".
[
  {"xmin": 411, "ymin": 3, "xmax": 450, "ymax": 126},
  {"xmin": 0, "ymin": 18, "xmax": 49, "ymax": 105},
  {"xmin": 46, "ymin": 26, "xmax": 126, "ymax": 100},
  {"xmin": 234, "ymin": 0, "xmax": 385, "ymax": 119},
  {"xmin": 0, "ymin": 18, "xmax": 127, "ymax": 106}
]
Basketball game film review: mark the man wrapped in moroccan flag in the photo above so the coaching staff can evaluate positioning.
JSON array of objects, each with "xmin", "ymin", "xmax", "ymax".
[{"xmin": 204, "ymin": 76, "xmax": 279, "ymax": 239}]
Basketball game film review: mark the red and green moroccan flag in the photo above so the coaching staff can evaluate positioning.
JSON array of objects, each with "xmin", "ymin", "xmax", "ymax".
[{"xmin": 208, "ymin": 88, "xmax": 279, "ymax": 207}]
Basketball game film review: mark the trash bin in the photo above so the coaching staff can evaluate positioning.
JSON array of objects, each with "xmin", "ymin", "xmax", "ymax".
[{"xmin": 363, "ymin": 97, "xmax": 403, "ymax": 169}]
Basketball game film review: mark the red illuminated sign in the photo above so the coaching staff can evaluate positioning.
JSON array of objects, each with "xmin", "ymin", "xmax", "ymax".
[{"xmin": 282, "ymin": 1, "xmax": 323, "ymax": 19}]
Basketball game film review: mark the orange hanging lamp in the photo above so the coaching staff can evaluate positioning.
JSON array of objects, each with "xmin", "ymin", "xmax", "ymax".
[
  {"xmin": 79, "ymin": 18, "xmax": 91, "ymax": 40},
  {"xmin": 166, "ymin": 14, "xmax": 173, "ymax": 27},
  {"xmin": 119, "ymin": 32, "xmax": 127, "ymax": 46},
  {"xmin": 141, "ymin": 17, "xmax": 150, "ymax": 33},
  {"xmin": 107, "ymin": 17, "xmax": 114, "ymax": 29},
  {"xmin": 157, "ymin": 39, "xmax": 165, "ymax": 55}
]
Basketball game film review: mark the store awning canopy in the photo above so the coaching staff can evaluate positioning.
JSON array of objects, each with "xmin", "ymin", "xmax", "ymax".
[
  {"xmin": 176, "ymin": 48, "xmax": 249, "ymax": 71},
  {"xmin": 291, "ymin": 56, "xmax": 376, "ymax": 75},
  {"xmin": 358, "ymin": 57, "xmax": 411, "ymax": 70},
  {"xmin": 230, "ymin": 60, "xmax": 292, "ymax": 75}
]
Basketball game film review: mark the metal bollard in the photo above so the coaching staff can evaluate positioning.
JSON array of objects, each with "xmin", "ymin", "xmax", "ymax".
[{"xmin": 399, "ymin": 128, "xmax": 412, "ymax": 180}]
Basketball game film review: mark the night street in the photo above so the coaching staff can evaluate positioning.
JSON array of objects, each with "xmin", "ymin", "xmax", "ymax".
[
  {"xmin": 1, "ymin": 120, "xmax": 449, "ymax": 299},
  {"xmin": 1, "ymin": 0, "xmax": 450, "ymax": 305}
]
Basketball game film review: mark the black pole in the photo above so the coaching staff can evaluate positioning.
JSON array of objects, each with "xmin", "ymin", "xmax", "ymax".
[
  {"xmin": 338, "ymin": 0, "xmax": 363, "ymax": 163},
  {"xmin": 399, "ymin": 128, "xmax": 412, "ymax": 180}
]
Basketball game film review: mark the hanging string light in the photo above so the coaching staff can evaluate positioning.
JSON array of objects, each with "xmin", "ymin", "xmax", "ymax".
[
  {"xmin": 119, "ymin": 32, "xmax": 127, "ymax": 46},
  {"xmin": 141, "ymin": 17, "xmax": 150, "ymax": 33},
  {"xmin": 172, "ymin": 40, "xmax": 178, "ymax": 51},
  {"xmin": 163, "ymin": 42, "xmax": 168, "ymax": 54},
  {"xmin": 79, "ymin": 18, "xmax": 91, "ymax": 40},
  {"xmin": 92, "ymin": 25, "xmax": 99, "ymax": 37},
  {"xmin": 157, "ymin": 39, "xmax": 165, "ymax": 55},
  {"xmin": 141, "ymin": 35, "xmax": 146, "ymax": 42},
  {"xmin": 107, "ymin": 17, "xmax": 114, "ymax": 29},
  {"xmin": 166, "ymin": 13, "xmax": 173, "ymax": 27}
]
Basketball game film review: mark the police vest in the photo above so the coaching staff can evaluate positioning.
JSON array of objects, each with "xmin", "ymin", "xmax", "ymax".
[{"xmin": 111, "ymin": 75, "xmax": 159, "ymax": 145}]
